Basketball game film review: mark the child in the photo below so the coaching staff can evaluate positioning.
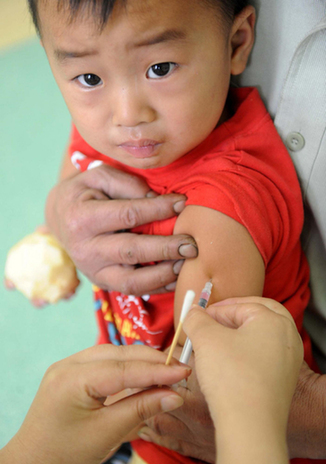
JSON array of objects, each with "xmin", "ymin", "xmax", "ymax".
[{"xmin": 25, "ymin": 0, "xmax": 315, "ymax": 463}]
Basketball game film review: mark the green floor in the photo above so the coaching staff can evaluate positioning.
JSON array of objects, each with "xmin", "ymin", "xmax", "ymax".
[{"xmin": 0, "ymin": 39, "xmax": 97, "ymax": 447}]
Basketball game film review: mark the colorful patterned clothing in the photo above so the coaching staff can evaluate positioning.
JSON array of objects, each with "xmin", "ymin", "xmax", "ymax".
[{"xmin": 69, "ymin": 87, "xmax": 316, "ymax": 464}]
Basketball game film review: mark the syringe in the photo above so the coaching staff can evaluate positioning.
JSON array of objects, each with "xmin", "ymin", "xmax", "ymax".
[{"xmin": 179, "ymin": 280, "xmax": 213, "ymax": 365}]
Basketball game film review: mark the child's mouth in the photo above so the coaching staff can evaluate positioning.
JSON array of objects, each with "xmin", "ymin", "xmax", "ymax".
[{"xmin": 118, "ymin": 140, "xmax": 161, "ymax": 158}]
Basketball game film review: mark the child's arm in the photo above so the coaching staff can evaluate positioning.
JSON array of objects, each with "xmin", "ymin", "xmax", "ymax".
[{"xmin": 173, "ymin": 205, "xmax": 265, "ymax": 341}]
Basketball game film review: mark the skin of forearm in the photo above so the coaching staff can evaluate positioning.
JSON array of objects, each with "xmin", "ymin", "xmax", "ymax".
[
  {"xmin": 287, "ymin": 362, "xmax": 326, "ymax": 459},
  {"xmin": 209, "ymin": 388, "xmax": 289, "ymax": 464},
  {"xmin": 215, "ymin": 404, "xmax": 289, "ymax": 464},
  {"xmin": 0, "ymin": 444, "xmax": 16, "ymax": 464},
  {"xmin": 0, "ymin": 436, "xmax": 40, "ymax": 464}
]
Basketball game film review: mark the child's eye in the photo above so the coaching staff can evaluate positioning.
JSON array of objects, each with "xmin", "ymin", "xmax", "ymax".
[
  {"xmin": 76, "ymin": 74, "xmax": 103, "ymax": 88},
  {"xmin": 146, "ymin": 62, "xmax": 177, "ymax": 79}
]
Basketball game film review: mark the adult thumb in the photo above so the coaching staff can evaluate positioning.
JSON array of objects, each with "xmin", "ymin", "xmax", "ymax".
[
  {"xmin": 183, "ymin": 305, "xmax": 223, "ymax": 347},
  {"xmin": 99, "ymin": 388, "xmax": 184, "ymax": 447}
]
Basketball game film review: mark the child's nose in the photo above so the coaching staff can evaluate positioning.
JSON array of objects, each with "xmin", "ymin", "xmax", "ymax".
[{"xmin": 111, "ymin": 85, "xmax": 156, "ymax": 127}]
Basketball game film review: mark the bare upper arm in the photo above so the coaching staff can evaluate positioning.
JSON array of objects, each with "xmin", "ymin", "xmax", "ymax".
[{"xmin": 173, "ymin": 205, "xmax": 265, "ymax": 342}]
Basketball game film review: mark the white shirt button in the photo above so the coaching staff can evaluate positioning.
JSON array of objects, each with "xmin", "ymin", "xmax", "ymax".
[{"xmin": 285, "ymin": 132, "xmax": 305, "ymax": 152}]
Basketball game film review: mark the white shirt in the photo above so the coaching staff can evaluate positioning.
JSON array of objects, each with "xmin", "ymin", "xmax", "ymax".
[{"xmin": 236, "ymin": 0, "xmax": 326, "ymax": 370}]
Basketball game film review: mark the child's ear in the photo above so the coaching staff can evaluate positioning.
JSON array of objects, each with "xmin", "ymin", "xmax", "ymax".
[{"xmin": 230, "ymin": 6, "xmax": 255, "ymax": 76}]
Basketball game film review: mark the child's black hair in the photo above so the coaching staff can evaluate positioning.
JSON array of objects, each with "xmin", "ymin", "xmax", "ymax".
[
  {"xmin": 205, "ymin": 0, "xmax": 250, "ymax": 20},
  {"xmin": 27, "ymin": 0, "xmax": 250, "ymax": 36}
]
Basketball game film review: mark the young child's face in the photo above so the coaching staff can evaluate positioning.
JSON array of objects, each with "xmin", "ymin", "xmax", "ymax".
[{"xmin": 40, "ymin": 0, "xmax": 244, "ymax": 169}]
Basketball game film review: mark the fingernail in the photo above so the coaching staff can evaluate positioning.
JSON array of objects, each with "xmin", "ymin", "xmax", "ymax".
[
  {"xmin": 146, "ymin": 190, "xmax": 158, "ymax": 198},
  {"xmin": 172, "ymin": 365, "xmax": 192, "ymax": 375},
  {"xmin": 173, "ymin": 260, "xmax": 184, "ymax": 275},
  {"xmin": 160, "ymin": 395, "xmax": 184, "ymax": 412},
  {"xmin": 173, "ymin": 200, "xmax": 186, "ymax": 214},
  {"xmin": 166, "ymin": 282, "xmax": 177, "ymax": 291},
  {"xmin": 178, "ymin": 244, "xmax": 198, "ymax": 258},
  {"xmin": 138, "ymin": 431, "xmax": 152, "ymax": 443}
]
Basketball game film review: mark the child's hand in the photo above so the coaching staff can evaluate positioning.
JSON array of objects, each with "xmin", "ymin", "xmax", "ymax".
[
  {"xmin": 4, "ymin": 229, "xmax": 80, "ymax": 307},
  {"xmin": 4, "ymin": 277, "xmax": 77, "ymax": 308},
  {"xmin": 4, "ymin": 277, "xmax": 48, "ymax": 308},
  {"xmin": 46, "ymin": 165, "xmax": 198, "ymax": 295},
  {"xmin": 5, "ymin": 225, "xmax": 53, "ymax": 307},
  {"xmin": 4, "ymin": 277, "xmax": 78, "ymax": 308},
  {"xmin": 0, "ymin": 345, "xmax": 190, "ymax": 464}
]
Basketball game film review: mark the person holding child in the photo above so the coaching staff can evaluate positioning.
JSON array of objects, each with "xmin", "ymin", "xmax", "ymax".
[{"xmin": 6, "ymin": 0, "xmax": 326, "ymax": 463}]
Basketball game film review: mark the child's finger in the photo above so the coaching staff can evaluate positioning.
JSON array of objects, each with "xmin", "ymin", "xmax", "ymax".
[
  {"xmin": 4, "ymin": 278, "xmax": 16, "ymax": 290},
  {"xmin": 35, "ymin": 224, "xmax": 51, "ymax": 234},
  {"xmin": 63, "ymin": 287, "xmax": 79, "ymax": 300},
  {"xmin": 31, "ymin": 298, "xmax": 48, "ymax": 309},
  {"xmin": 4, "ymin": 278, "xmax": 48, "ymax": 308}
]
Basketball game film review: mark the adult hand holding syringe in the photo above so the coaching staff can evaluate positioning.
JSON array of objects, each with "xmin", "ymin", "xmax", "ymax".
[{"xmin": 179, "ymin": 280, "xmax": 213, "ymax": 365}]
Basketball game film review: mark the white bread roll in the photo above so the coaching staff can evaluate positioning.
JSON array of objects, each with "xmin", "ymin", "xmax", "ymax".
[{"xmin": 5, "ymin": 232, "xmax": 79, "ymax": 303}]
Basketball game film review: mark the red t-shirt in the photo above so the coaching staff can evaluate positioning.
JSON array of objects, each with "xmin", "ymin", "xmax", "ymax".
[{"xmin": 69, "ymin": 87, "xmax": 316, "ymax": 464}]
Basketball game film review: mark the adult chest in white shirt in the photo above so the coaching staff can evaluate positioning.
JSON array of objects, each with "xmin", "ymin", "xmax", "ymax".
[{"xmin": 236, "ymin": 0, "xmax": 326, "ymax": 370}]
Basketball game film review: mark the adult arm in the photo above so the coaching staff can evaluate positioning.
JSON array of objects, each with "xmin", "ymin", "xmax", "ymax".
[
  {"xmin": 0, "ymin": 345, "xmax": 190, "ymax": 464},
  {"xmin": 6, "ymin": 148, "xmax": 198, "ymax": 299},
  {"xmin": 46, "ymin": 150, "xmax": 198, "ymax": 295},
  {"xmin": 140, "ymin": 319, "xmax": 326, "ymax": 462},
  {"xmin": 183, "ymin": 298, "xmax": 303, "ymax": 464},
  {"xmin": 287, "ymin": 362, "xmax": 326, "ymax": 459},
  {"xmin": 188, "ymin": 299, "xmax": 326, "ymax": 461}
]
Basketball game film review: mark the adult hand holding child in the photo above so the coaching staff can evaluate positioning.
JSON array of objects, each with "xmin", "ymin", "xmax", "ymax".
[{"xmin": 46, "ymin": 164, "xmax": 198, "ymax": 295}]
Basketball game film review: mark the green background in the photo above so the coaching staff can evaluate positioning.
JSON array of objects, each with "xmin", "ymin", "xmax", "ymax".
[{"xmin": 0, "ymin": 39, "xmax": 96, "ymax": 447}]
